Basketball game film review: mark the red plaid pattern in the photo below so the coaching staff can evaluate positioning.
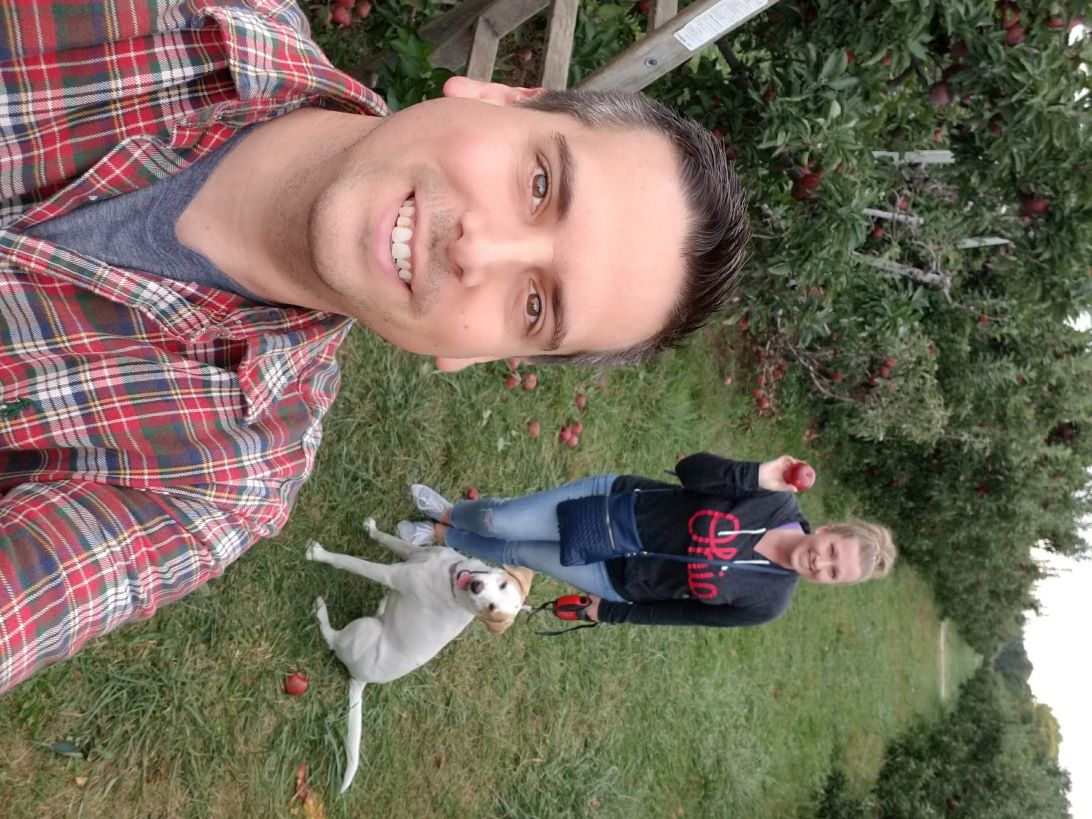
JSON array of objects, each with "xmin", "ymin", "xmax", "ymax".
[{"xmin": 0, "ymin": 0, "xmax": 388, "ymax": 694}]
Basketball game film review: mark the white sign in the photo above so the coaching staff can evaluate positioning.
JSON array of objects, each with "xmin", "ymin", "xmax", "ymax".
[{"xmin": 673, "ymin": 0, "xmax": 767, "ymax": 52}]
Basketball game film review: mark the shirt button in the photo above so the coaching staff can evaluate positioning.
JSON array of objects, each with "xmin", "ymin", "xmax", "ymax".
[{"xmin": 88, "ymin": 195, "xmax": 99, "ymax": 201}]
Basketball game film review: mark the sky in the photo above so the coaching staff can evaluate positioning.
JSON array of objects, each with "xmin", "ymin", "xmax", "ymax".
[
  {"xmin": 1023, "ymin": 308, "xmax": 1090, "ymax": 817},
  {"xmin": 1026, "ymin": 549, "xmax": 1092, "ymax": 818}
]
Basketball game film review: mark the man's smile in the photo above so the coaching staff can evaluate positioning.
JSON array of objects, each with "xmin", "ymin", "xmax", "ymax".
[{"xmin": 391, "ymin": 195, "xmax": 415, "ymax": 287}]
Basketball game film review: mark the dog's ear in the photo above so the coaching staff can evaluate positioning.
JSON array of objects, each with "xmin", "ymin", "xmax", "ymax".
[
  {"xmin": 480, "ymin": 612, "xmax": 516, "ymax": 635},
  {"xmin": 502, "ymin": 566, "xmax": 534, "ymax": 600}
]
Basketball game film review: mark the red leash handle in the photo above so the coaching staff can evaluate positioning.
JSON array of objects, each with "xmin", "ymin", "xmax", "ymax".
[
  {"xmin": 551, "ymin": 593, "xmax": 591, "ymax": 621},
  {"xmin": 526, "ymin": 594, "xmax": 598, "ymax": 636}
]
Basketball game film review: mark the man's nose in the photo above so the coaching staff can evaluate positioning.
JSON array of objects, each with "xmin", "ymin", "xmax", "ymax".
[{"xmin": 448, "ymin": 212, "xmax": 551, "ymax": 287}]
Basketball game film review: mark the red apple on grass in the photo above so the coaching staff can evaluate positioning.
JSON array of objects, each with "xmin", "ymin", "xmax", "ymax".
[
  {"xmin": 331, "ymin": 4, "xmax": 352, "ymax": 26},
  {"xmin": 784, "ymin": 462, "xmax": 816, "ymax": 492},
  {"xmin": 284, "ymin": 671, "xmax": 309, "ymax": 697}
]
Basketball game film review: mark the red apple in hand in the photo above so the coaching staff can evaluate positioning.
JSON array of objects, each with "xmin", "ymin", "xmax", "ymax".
[
  {"xmin": 784, "ymin": 462, "xmax": 816, "ymax": 492},
  {"xmin": 284, "ymin": 671, "xmax": 309, "ymax": 697}
]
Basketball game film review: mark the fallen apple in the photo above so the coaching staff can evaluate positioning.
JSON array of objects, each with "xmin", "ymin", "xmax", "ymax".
[{"xmin": 284, "ymin": 671, "xmax": 309, "ymax": 697}]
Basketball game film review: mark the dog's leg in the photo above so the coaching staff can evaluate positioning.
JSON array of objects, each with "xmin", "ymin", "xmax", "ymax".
[
  {"xmin": 306, "ymin": 541, "xmax": 400, "ymax": 588},
  {"xmin": 363, "ymin": 517, "xmax": 422, "ymax": 560},
  {"xmin": 312, "ymin": 597, "xmax": 340, "ymax": 649}
]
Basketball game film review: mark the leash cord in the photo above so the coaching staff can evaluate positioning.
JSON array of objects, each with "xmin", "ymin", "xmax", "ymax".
[{"xmin": 526, "ymin": 596, "xmax": 600, "ymax": 637}]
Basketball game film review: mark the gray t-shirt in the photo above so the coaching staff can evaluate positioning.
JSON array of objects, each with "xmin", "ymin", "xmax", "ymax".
[{"xmin": 26, "ymin": 127, "xmax": 270, "ymax": 303}]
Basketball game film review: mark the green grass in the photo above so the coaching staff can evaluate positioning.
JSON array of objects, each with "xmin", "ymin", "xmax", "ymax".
[{"xmin": 0, "ymin": 328, "xmax": 979, "ymax": 818}]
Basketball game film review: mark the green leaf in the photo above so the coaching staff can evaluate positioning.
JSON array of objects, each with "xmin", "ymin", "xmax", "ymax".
[
  {"xmin": 595, "ymin": 4, "xmax": 627, "ymax": 21},
  {"xmin": 820, "ymin": 50, "xmax": 844, "ymax": 82}
]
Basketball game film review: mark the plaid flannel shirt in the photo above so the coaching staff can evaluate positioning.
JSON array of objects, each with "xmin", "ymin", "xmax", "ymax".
[{"xmin": 0, "ymin": 0, "xmax": 388, "ymax": 694}]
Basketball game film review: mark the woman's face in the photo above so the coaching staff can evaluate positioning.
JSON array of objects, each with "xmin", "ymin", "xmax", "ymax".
[{"xmin": 788, "ymin": 526, "xmax": 865, "ymax": 584}]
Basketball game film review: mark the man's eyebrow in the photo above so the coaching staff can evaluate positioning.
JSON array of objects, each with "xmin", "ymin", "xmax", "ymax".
[
  {"xmin": 553, "ymin": 131, "xmax": 575, "ymax": 224},
  {"xmin": 542, "ymin": 131, "xmax": 575, "ymax": 353},
  {"xmin": 543, "ymin": 283, "xmax": 567, "ymax": 353}
]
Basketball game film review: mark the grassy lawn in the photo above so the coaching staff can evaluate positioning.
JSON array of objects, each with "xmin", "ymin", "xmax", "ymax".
[{"xmin": 0, "ymin": 327, "xmax": 979, "ymax": 818}]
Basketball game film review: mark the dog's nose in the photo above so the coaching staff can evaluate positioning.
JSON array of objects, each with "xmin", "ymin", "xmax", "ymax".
[{"xmin": 470, "ymin": 579, "xmax": 484, "ymax": 595}]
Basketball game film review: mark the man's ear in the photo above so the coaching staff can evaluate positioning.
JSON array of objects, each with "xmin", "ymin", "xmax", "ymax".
[
  {"xmin": 442, "ymin": 76, "xmax": 543, "ymax": 107},
  {"xmin": 434, "ymin": 356, "xmax": 499, "ymax": 372}
]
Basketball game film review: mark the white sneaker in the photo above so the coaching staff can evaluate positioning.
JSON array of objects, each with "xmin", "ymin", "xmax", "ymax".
[
  {"xmin": 396, "ymin": 520, "xmax": 435, "ymax": 546},
  {"xmin": 410, "ymin": 483, "xmax": 453, "ymax": 520}
]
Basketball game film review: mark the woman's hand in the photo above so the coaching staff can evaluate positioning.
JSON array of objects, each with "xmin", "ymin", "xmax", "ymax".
[
  {"xmin": 758, "ymin": 455, "xmax": 809, "ymax": 492},
  {"xmin": 584, "ymin": 594, "xmax": 601, "ymax": 622}
]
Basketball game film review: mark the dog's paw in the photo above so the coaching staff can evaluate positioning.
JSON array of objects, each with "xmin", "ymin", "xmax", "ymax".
[
  {"xmin": 305, "ymin": 541, "xmax": 324, "ymax": 561},
  {"xmin": 312, "ymin": 596, "xmax": 327, "ymax": 616},
  {"xmin": 363, "ymin": 517, "xmax": 378, "ymax": 537}
]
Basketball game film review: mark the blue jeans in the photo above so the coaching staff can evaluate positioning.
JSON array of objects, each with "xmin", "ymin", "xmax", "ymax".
[{"xmin": 444, "ymin": 474, "xmax": 626, "ymax": 602}]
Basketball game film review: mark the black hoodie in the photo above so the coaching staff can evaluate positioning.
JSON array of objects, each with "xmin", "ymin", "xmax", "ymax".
[{"xmin": 598, "ymin": 454, "xmax": 810, "ymax": 628}]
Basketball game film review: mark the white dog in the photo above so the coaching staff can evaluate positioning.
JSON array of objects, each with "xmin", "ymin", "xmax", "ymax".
[{"xmin": 305, "ymin": 518, "xmax": 533, "ymax": 794}]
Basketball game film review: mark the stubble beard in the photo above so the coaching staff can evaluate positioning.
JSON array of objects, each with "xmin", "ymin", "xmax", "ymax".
[{"xmin": 409, "ymin": 205, "xmax": 457, "ymax": 319}]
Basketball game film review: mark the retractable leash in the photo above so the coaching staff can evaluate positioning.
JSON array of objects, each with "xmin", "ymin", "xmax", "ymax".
[{"xmin": 527, "ymin": 594, "xmax": 599, "ymax": 636}]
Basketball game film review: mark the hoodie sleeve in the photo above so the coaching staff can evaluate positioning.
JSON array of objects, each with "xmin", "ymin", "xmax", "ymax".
[
  {"xmin": 672, "ymin": 453, "xmax": 762, "ymax": 498},
  {"xmin": 596, "ymin": 594, "xmax": 792, "ymax": 628}
]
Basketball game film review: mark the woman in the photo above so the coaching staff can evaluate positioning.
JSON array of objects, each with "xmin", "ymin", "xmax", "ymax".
[{"xmin": 397, "ymin": 453, "xmax": 896, "ymax": 627}]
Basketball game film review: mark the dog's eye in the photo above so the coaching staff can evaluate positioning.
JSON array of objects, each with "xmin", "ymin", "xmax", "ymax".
[
  {"xmin": 500, "ymin": 582, "xmax": 508, "ymax": 590},
  {"xmin": 488, "ymin": 603, "xmax": 496, "ymax": 611}
]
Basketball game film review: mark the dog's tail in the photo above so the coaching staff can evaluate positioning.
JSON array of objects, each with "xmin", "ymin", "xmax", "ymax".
[{"xmin": 339, "ymin": 678, "xmax": 367, "ymax": 795}]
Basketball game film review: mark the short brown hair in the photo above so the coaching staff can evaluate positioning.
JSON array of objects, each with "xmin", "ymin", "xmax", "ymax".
[{"xmin": 519, "ymin": 89, "xmax": 750, "ymax": 366}]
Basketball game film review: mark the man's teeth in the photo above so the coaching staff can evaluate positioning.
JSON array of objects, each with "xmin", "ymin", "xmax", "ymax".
[{"xmin": 392, "ymin": 197, "xmax": 415, "ymax": 283}]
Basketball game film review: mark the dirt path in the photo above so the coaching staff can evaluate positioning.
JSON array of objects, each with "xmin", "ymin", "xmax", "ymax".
[{"xmin": 938, "ymin": 619, "xmax": 949, "ymax": 700}]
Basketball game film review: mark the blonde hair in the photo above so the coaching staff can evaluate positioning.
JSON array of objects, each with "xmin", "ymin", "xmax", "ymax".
[{"xmin": 827, "ymin": 519, "xmax": 896, "ymax": 582}]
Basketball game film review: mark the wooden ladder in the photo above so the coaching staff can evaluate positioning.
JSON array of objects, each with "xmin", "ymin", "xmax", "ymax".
[{"xmin": 363, "ymin": 0, "xmax": 779, "ymax": 93}]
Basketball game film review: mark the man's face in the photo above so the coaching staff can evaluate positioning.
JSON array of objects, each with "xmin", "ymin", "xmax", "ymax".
[{"xmin": 305, "ymin": 78, "xmax": 689, "ymax": 370}]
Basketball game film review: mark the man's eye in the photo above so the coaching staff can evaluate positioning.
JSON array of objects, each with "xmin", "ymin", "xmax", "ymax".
[
  {"xmin": 531, "ymin": 165, "xmax": 549, "ymax": 211},
  {"xmin": 526, "ymin": 285, "xmax": 543, "ymax": 327}
]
